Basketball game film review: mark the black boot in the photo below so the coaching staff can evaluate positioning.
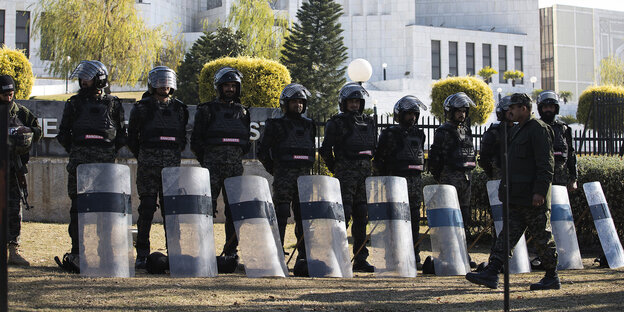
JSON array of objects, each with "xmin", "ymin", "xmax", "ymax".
[
  {"xmin": 530, "ymin": 270, "xmax": 561, "ymax": 290},
  {"xmin": 465, "ymin": 258, "xmax": 502, "ymax": 289}
]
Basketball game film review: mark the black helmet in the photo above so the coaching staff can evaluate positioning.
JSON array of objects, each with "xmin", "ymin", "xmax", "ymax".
[
  {"xmin": 393, "ymin": 95, "xmax": 427, "ymax": 123},
  {"xmin": 148, "ymin": 66, "xmax": 177, "ymax": 95},
  {"xmin": 0, "ymin": 75, "xmax": 15, "ymax": 93},
  {"xmin": 496, "ymin": 96, "xmax": 512, "ymax": 121},
  {"xmin": 214, "ymin": 67, "xmax": 243, "ymax": 100},
  {"xmin": 509, "ymin": 92, "xmax": 532, "ymax": 109},
  {"xmin": 443, "ymin": 92, "xmax": 475, "ymax": 120},
  {"xmin": 338, "ymin": 82, "xmax": 369, "ymax": 113},
  {"xmin": 71, "ymin": 60, "xmax": 109, "ymax": 90},
  {"xmin": 279, "ymin": 83, "xmax": 311, "ymax": 114},
  {"xmin": 537, "ymin": 90, "xmax": 560, "ymax": 115}
]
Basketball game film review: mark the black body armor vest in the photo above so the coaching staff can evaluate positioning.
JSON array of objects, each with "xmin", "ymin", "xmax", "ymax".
[
  {"xmin": 334, "ymin": 113, "xmax": 376, "ymax": 159},
  {"xmin": 273, "ymin": 116, "xmax": 315, "ymax": 164},
  {"xmin": 439, "ymin": 123, "xmax": 476, "ymax": 170},
  {"xmin": 388, "ymin": 126, "xmax": 425, "ymax": 175},
  {"xmin": 550, "ymin": 121, "xmax": 568, "ymax": 162},
  {"xmin": 203, "ymin": 102, "xmax": 249, "ymax": 147},
  {"xmin": 139, "ymin": 99, "xmax": 186, "ymax": 150},
  {"xmin": 71, "ymin": 96, "xmax": 116, "ymax": 146}
]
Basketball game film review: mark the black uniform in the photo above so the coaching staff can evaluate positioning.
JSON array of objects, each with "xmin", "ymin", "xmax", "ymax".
[{"xmin": 544, "ymin": 120, "xmax": 577, "ymax": 186}]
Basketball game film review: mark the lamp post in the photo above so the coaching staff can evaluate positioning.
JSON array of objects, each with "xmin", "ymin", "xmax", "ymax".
[
  {"xmin": 382, "ymin": 63, "xmax": 387, "ymax": 81},
  {"xmin": 530, "ymin": 76, "xmax": 537, "ymax": 90},
  {"xmin": 347, "ymin": 58, "xmax": 373, "ymax": 85},
  {"xmin": 65, "ymin": 56, "xmax": 71, "ymax": 94},
  {"xmin": 497, "ymin": 87, "xmax": 503, "ymax": 101}
]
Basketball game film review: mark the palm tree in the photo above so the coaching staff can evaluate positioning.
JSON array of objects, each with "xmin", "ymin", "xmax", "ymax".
[{"xmin": 558, "ymin": 90, "xmax": 573, "ymax": 104}]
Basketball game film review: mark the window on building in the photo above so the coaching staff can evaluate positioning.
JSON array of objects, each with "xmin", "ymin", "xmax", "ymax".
[
  {"xmin": 270, "ymin": 0, "xmax": 287, "ymax": 10},
  {"xmin": 482, "ymin": 43, "xmax": 491, "ymax": 68},
  {"xmin": 499, "ymin": 45, "xmax": 507, "ymax": 84},
  {"xmin": 16, "ymin": 11, "xmax": 30, "ymax": 58},
  {"xmin": 431, "ymin": 40, "xmax": 441, "ymax": 79},
  {"xmin": 207, "ymin": 0, "xmax": 222, "ymax": 10},
  {"xmin": 540, "ymin": 7, "xmax": 555, "ymax": 90},
  {"xmin": 466, "ymin": 42, "xmax": 475, "ymax": 76},
  {"xmin": 514, "ymin": 46, "xmax": 524, "ymax": 85},
  {"xmin": 0, "ymin": 10, "xmax": 5, "ymax": 46},
  {"xmin": 449, "ymin": 41, "xmax": 458, "ymax": 76}
]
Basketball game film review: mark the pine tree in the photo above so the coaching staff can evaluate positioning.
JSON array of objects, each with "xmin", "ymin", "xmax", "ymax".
[
  {"xmin": 176, "ymin": 27, "xmax": 245, "ymax": 105},
  {"xmin": 281, "ymin": 0, "xmax": 348, "ymax": 117}
]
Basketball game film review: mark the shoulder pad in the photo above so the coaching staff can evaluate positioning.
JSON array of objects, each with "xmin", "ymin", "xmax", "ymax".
[{"xmin": 437, "ymin": 122, "xmax": 455, "ymax": 131}]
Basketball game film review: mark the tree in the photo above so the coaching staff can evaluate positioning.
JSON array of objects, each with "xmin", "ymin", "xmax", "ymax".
[
  {"xmin": 227, "ymin": 0, "xmax": 289, "ymax": 60},
  {"xmin": 0, "ymin": 46, "xmax": 34, "ymax": 99},
  {"xmin": 430, "ymin": 76, "xmax": 495, "ymax": 125},
  {"xmin": 503, "ymin": 70, "xmax": 524, "ymax": 87},
  {"xmin": 32, "ymin": 0, "xmax": 183, "ymax": 86},
  {"xmin": 558, "ymin": 90, "xmax": 573, "ymax": 104},
  {"xmin": 598, "ymin": 55, "xmax": 624, "ymax": 86},
  {"xmin": 478, "ymin": 66, "xmax": 497, "ymax": 84},
  {"xmin": 176, "ymin": 27, "xmax": 246, "ymax": 105},
  {"xmin": 281, "ymin": 0, "xmax": 348, "ymax": 116}
]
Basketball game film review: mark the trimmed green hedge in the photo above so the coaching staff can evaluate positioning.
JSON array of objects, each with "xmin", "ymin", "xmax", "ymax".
[
  {"xmin": 576, "ymin": 85, "xmax": 624, "ymax": 129},
  {"xmin": 198, "ymin": 56, "xmax": 291, "ymax": 107},
  {"xmin": 430, "ymin": 76, "xmax": 495, "ymax": 125},
  {"xmin": 0, "ymin": 46, "xmax": 34, "ymax": 99}
]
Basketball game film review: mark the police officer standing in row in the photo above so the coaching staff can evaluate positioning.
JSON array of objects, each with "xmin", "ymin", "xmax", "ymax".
[
  {"xmin": 466, "ymin": 93, "xmax": 560, "ymax": 290},
  {"xmin": 1, "ymin": 75, "xmax": 41, "ymax": 266},
  {"xmin": 537, "ymin": 91, "xmax": 577, "ymax": 191},
  {"xmin": 56, "ymin": 61, "xmax": 126, "ymax": 272},
  {"xmin": 258, "ymin": 83, "xmax": 316, "ymax": 275},
  {"xmin": 373, "ymin": 95, "xmax": 427, "ymax": 269},
  {"xmin": 128, "ymin": 66, "xmax": 188, "ymax": 269},
  {"xmin": 428, "ymin": 92, "xmax": 477, "ymax": 239},
  {"xmin": 191, "ymin": 67, "xmax": 250, "ymax": 260},
  {"xmin": 320, "ymin": 82, "xmax": 376, "ymax": 272},
  {"xmin": 479, "ymin": 96, "xmax": 514, "ymax": 180}
]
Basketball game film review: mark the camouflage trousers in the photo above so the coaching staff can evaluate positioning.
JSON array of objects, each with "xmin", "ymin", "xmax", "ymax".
[
  {"xmin": 273, "ymin": 166, "xmax": 311, "ymax": 259},
  {"xmin": 8, "ymin": 172, "xmax": 22, "ymax": 246},
  {"xmin": 201, "ymin": 154, "xmax": 244, "ymax": 256},
  {"xmin": 490, "ymin": 202, "xmax": 558, "ymax": 271},
  {"xmin": 405, "ymin": 175, "xmax": 424, "ymax": 260},
  {"xmin": 66, "ymin": 145, "xmax": 116, "ymax": 254},
  {"xmin": 553, "ymin": 161, "xmax": 570, "ymax": 186},
  {"xmin": 440, "ymin": 168, "xmax": 473, "ymax": 230},
  {"xmin": 335, "ymin": 159, "xmax": 372, "ymax": 262},
  {"xmin": 135, "ymin": 164, "xmax": 170, "ymax": 258}
]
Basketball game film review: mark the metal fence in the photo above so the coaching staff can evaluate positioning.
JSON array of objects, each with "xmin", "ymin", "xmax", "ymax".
[{"xmin": 574, "ymin": 92, "xmax": 624, "ymax": 156}]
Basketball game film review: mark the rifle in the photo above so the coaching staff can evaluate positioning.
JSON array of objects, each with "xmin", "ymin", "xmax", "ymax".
[{"xmin": 11, "ymin": 154, "xmax": 33, "ymax": 210}]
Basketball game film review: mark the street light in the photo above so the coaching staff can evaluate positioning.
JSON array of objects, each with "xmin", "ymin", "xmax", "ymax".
[
  {"xmin": 530, "ymin": 76, "xmax": 537, "ymax": 90},
  {"xmin": 382, "ymin": 63, "xmax": 387, "ymax": 81},
  {"xmin": 65, "ymin": 56, "xmax": 71, "ymax": 94},
  {"xmin": 347, "ymin": 58, "xmax": 373, "ymax": 85},
  {"xmin": 497, "ymin": 87, "xmax": 503, "ymax": 101}
]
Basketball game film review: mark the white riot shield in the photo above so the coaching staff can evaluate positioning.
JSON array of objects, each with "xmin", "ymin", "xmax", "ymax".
[
  {"xmin": 162, "ymin": 167, "xmax": 217, "ymax": 277},
  {"xmin": 298, "ymin": 176, "xmax": 352, "ymax": 278},
  {"xmin": 224, "ymin": 176, "xmax": 288, "ymax": 278},
  {"xmin": 366, "ymin": 176, "xmax": 416, "ymax": 278},
  {"xmin": 551, "ymin": 185, "xmax": 584, "ymax": 270},
  {"xmin": 583, "ymin": 182, "xmax": 624, "ymax": 269},
  {"xmin": 423, "ymin": 185, "xmax": 470, "ymax": 276},
  {"xmin": 77, "ymin": 163, "xmax": 133, "ymax": 277},
  {"xmin": 486, "ymin": 180, "xmax": 531, "ymax": 274}
]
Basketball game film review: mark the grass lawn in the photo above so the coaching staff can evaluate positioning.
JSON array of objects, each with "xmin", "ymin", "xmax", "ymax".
[
  {"xmin": 8, "ymin": 222, "xmax": 624, "ymax": 311},
  {"xmin": 30, "ymin": 92, "xmax": 145, "ymax": 102}
]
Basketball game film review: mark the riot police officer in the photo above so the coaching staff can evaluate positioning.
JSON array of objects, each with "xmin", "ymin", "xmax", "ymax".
[
  {"xmin": 128, "ymin": 66, "xmax": 188, "ymax": 269},
  {"xmin": 190, "ymin": 67, "xmax": 250, "ymax": 260},
  {"xmin": 320, "ymin": 82, "xmax": 376, "ymax": 272},
  {"xmin": 428, "ymin": 92, "xmax": 476, "ymax": 239},
  {"xmin": 258, "ymin": 83, "xmax": 315, "ymax": 275},
  {"xmin": 1, "ymin": 75, "xmax": 41, "ymax": 266},
  {"xmin": 537, "ymin": 91, "xmax": 577, "ymax": 191},
  {"xmin": 479, "ymin": 96, "xmax": 514, "ymax": 180},
  {"xmin": 373, "ymin": 95, "xmax": 427, "ymax": 268}
]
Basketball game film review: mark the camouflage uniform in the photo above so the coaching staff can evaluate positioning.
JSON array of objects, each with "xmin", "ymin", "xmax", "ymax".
[
  {"xmin": 57, "ymin": 92, "xmax": 126, "ymax": 255},
  {"xmin": 7, "ymin": 101, "xmax": 42, "ymax": 246},
  {"xmin": 490, "ymin": 116, "xmax": 558, "ymax": 271},
  {"xmin": 128, "ymin": 95, "xmax": 188, "ymax": 258},
  {"xmin": 191, "ymin": 99, "xmax": 250, "ymax": 256}
]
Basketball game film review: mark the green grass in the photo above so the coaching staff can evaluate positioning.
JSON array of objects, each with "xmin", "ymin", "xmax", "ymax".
[{"xmin": 30, "ymin": 91, "xmax": 145, "ymax": 102}]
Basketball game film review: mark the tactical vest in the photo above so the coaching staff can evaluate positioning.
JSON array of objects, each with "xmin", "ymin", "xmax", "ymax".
[
  {"xmin": 139, "ymin": 99, "xmax": 186, "ymax": 150},
  {"xmin": 550, "ymin": 121, "xmax": 568, "ymax": 162},
  {"xmin": 388, "ymin": 126, "xmax": 425, "ymax": 174},
  {"xmin": 71, "ymin": 96, "xmax": 116, "ymax": 146},
  {"xmin": 202, "ymin": 102, "xmax": 249, "ymax": 147},
  {"xmin": 273, "ymin": 117, "xmax": 315, "ymax": 165},
  {"xmin": 438, "ymin": 123, "xmax": 476, "ymax": 170},
  {"xmin": 482, "ymin": 123, "xmax": 502, "ymax": 168},
  {"xmin": 334, "ymin": 113, "xmax": 376, "ymax": 159}
]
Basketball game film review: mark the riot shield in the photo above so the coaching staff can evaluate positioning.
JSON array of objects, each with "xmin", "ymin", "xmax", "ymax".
[
  {"xmin": 551, "ymin": 185, "xmax": 583, "ymax": 270},
  {"xmin": 224, "ymin": 176, "xmax": 288, "ymax": 278},
  {"xmin": 162, "ymin": 167, "xmax": 217, "ymax": 277},
  {"xmin": 76, "ymin": 163, "xmax": 133, "ymax": 277},
  {"xmin": 297, "ymin": 175, "xmax": 352, "ymax": 278},
  {"xmin": 366, "ymin": 176, "xmax": 416, "ymax": 277},
  {"xmin": 486, "ymin": 180, "xmax": 531, "ymax": 274},
  {"xmin": 423, "ymin": 185, "xmax": 470, "ymax": 276},
  {"xmin": 583, "ymin": 182, "xmax": 624, "ymax": 269}
]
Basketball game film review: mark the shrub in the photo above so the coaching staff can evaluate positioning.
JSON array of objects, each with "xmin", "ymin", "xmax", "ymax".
[
  {"xmin": 503, "ymin": 70, "xmax": 524, "ymax": 86},
  {"xmin": 576, "ymin": 85, "xmax": 624, "ymax": 128},
  {"xmin": 478, "ymin": 66, "xmax": 497, "ymax": 83},
  {"xmin": 0, "ymin": 45, "xmax": 34, "ymax": 99},
  {"xmin": 198, "ymin": 56, "xmax": 291, "ymax": 108},
  {"xmin": 430, "ymin": 76, "xmax": 495, "ymax": 125}
]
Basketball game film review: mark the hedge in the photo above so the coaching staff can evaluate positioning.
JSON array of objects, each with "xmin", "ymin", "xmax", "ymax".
[
  {"xmin": 0, "ymin": 46, "xmax": 34, "ymax": 99},
  {"xmin": 576, "ymin": 85, "xmax": 624, "ymax": 129},
  {"xmin": 430, "ymin": 76, "xmax": 495, "ymax": 125},
  {"xmin": 198, "ymin": 56, "xmax": 291, "ymax": 107}
]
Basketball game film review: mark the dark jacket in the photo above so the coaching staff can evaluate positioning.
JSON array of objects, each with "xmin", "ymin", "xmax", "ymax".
[
  {"xmin": 504, "ymin": 116, "xmax": 554, "ymax": 206},
  {"xmin": 258, "ymin": 114, "xmax": 316, "ymax": 174}
]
